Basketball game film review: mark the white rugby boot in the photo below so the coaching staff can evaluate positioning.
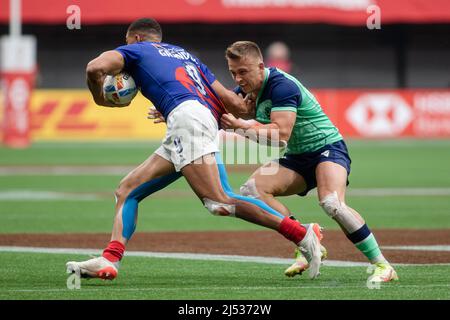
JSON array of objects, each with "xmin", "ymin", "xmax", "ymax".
[
  {"xmin": 66, "ymin": 256, "xmax": 119, "ymax": 280},
  {"xmin": 297, "ymin": 223, "xmax": 325, "ymax": 279},
  {"xmin": 284, "ymin": 244, "xmax": 328, "ymax": 278}
]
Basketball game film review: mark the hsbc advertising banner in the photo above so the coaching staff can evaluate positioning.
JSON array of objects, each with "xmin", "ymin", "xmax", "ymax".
[
  {"xmin": 0, "ymin": 89, "xmax": 448, "ymax": 141},
  {"xmin": 315, "ymin": 90, "xmax": 450, "ymax": 138}
]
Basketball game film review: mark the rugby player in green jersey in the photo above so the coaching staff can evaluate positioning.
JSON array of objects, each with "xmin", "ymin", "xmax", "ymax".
[{"xmin": 221, "ymin": 41, "xmax": 398, "ymax": 284}]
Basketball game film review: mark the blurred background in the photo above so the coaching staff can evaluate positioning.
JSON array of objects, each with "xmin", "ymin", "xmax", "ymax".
[{"xmin": 5, "ymin": 22, "xmax": 450, "ymax": 89}]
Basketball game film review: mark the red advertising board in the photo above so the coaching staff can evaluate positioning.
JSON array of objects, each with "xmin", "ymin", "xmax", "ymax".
[
  {"xmin": 15, "ymin": 89, "xmax": 450, "ymax": 141},
  {"xmin": 1, "ymin": 0, "xmax": 450, "ymax": 25},
  {"xmin": 1, "ymin": 36, "xmax": 37, "ymax": 148},
  {"xmin": 313, "ymin": 90, "xmax": 450, "ymax": 138},
  {"xmin": 1, "ymin": 72, "xmax": 36, "ymax": 147}
]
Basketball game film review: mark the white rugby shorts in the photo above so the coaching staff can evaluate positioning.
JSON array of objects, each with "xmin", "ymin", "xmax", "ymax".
[{"xmin": 155, "ymin": 100, "xmax": 219, "ymax": 172}]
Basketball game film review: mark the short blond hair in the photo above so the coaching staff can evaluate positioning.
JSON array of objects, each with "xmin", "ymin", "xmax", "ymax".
[{"xmin": 225, "ymin": 41, "xmax": 263, "ymax": 61}]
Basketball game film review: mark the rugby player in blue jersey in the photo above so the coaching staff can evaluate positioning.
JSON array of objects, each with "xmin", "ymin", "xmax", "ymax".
[
  {"xmin": 66, "ymin": 19, "xmax": 325, "ymax": 281},
  {"xmin": 220, "ymin": 41, "xmax": 398, "ymax": 283}
]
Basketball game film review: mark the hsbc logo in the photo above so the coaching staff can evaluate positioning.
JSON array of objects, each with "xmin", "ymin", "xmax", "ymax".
[{"xmin": 346, "ymin": 94, "xmax": 413, "ymax": 137}]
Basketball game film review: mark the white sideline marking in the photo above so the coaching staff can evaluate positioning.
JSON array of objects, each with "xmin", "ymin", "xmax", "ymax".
[
  {"xmin": 1, "ymin": 245, "xmax": 449, "ymax": 267},
  {"xmin": 0, "ymin": 191, "xmax": 101, "ymax": 201},
  {"xmin": 0, "ymin": 245, "xmax": 367, "ymax": 267},
  {"xmin": 382, "ymin": 245, "xmax": 450, "ymax": 252},
  {"xmin": 0, "ymin": 166, "xmax": 134, "ymax": 176},
  {"xmin": 346, "ymin": 188, "xmax": 450, "ymax": 196},
  {"xmin": 1, "ymin": 163, "xmax": 450, "ymax": 197},
  {"xmin": 2, "ymin": 188, "xmax": 450, "ymax": 201}
]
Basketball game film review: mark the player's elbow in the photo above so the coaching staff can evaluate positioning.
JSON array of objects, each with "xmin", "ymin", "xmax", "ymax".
[
  {"xmin": 279, "ymin": 133, "xmax": 291, "ymax": 143},
  {"xmin": 278, "ymin": 127, "xmax": 292, "ymax": 142},
  {"xmin": 271, "ymin": 118, "xmax": 295, "ymax": 142},
  {"xmin": 86, "ymin": 60, "xmax": 104, "ymax": 79}
]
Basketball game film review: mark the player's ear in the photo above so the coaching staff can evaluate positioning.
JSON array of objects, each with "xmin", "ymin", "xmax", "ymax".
[{"xmin": 258, "ymin": 62, "xmax": 265, "ymax": 70}]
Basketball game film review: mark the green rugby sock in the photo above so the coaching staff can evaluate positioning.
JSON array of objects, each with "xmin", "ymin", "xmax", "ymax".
[{"xmin": 355, "ymin": 233, "xmax": 386, "ymax": 263}]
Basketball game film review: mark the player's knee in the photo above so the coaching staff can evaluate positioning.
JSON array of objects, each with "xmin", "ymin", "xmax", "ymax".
[
  {"xmin": 319, "ymin": 191, "xmax": 341, "ymax": 218},
  {"xmin": 114, "ymin": 186, "xmax": 125, "ymax": 203},
  {"xmin": 114, "ymin": 180, "xmax": 135, "ymax": 202},
  {"xmin": 239, "ymin": 179, "xmax": 261, "ymax": 199},
  {"xmin": 320, "ymin": 191, "xmax": 364, "ymax": 233},
  {"xmin": 203, "ymin": 197, "xmax": 236, "ymax": 217}
]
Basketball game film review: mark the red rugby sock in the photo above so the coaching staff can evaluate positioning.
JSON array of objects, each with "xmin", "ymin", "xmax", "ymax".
[
  {"xmin": 102, "ymin": 240, "xmax": 125, "ymax": 262},
  {"xmin": 278, "ymin": 217, "xmax": 307, "ymax": 245}
]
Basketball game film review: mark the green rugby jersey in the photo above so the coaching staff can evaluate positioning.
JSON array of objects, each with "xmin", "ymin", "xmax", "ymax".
[{"xmin": 236, "ymin": 67, "xmax": 342, "ymax": 154}]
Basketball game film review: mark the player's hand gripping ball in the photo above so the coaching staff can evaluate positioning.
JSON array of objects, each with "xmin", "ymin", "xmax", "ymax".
[{"xmin": 103, "ymin": 72, "xmax": 138, "ymax": 106}]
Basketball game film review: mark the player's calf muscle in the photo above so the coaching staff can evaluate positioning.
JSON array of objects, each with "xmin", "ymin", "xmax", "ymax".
[{"xmin": 115, "ymin": 172, "xmax": 149, "ymax": 200}]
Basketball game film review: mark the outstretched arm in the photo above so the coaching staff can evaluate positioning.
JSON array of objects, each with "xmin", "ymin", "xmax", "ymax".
[
  {"xmin": 211, "ymin": 80, "xmax": 255, "ymax": 119},
  {"xmin": 86, "ymin": 50, "xmax": 127, "ymax": 107},
  {"xmin": 220, "ymin": 110, "xmax": 295, "ymax": 148}
]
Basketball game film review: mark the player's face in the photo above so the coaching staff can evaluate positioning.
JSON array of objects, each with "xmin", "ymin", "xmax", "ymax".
[{"xmin": 227, "ymin": 56, "xmax": 265, "ymax": 94}]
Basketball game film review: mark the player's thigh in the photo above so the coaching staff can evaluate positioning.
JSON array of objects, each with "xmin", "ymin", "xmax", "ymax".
[
  {"xmin": 119, "ymin": 152, "xmax": 176, "ymax": 189},
  {"xmin": 315, "ymin": 161, "xmax": 348, "ymax": 202},
  {"xmin": 181, "ymin": 153, "xmax": 228, "ymax": 202},
  {"xmin": 248, "ymin": 161, "xmax": 307, "ymax": 197}
]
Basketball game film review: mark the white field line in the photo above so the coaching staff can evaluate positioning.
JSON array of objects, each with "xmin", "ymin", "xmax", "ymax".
[
  {"xmin": 0, "ymin": 245, "xmax": 366, "ymax": 267},
  {"xmin": 2, "ymin": 188, "xmax": 450, "ymax": 201},
  {"xmin": 1, "ymin": 162, "xmax": 450, "ymax": 197},
  {"xmin": 346, "ymin": 188, "xmax": 450, "ymax": 196},
  {"xmin": 382, "ymin": 245, "xmax": 450, "ymax": 252},
  {"xmin": 0, "ymin": 191, "xmax": 102, "ymax": 201},
  {"xmin": 4, "ymin": 283, "xmax": 450, "ymax": 293},
  {"xmin": 1, "ymin": 245, "xmax": 449, "ymax": 267},
  {"xmin": 0, "ymin": 166, "xmax": 134, "ymax": 176}
]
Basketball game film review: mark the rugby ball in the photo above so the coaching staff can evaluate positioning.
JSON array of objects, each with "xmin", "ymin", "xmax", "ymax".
[{"xmin": 103, "ymin": 72, "xmax": 138, "ymax": 105}]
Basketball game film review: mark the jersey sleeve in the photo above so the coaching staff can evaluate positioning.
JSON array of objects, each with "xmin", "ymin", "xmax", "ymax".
[
  {"xmin": 198, "ymin": 62, "xmax": 217, "ymax": 84},
  {"xmin": 270, "ymin": 79, "xmax": 302, "ymax": 113},
  {"xmin": 115, "ymin": 44, "xmax": 142, "ymax": 70}
]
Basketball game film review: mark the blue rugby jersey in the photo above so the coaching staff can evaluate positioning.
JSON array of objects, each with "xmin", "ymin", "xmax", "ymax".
[{"xmin": 115, "ymin": 42, "xmax": 226, "ymax": 121}]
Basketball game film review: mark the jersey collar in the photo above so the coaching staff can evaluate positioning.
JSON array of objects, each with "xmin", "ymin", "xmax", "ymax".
[{"xmin": 256, "ymin": 68, "xmax": 270, "ymax": 106}]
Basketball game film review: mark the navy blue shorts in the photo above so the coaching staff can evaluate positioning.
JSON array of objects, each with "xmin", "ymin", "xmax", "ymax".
[{"xmin": 277, "ymin": 140, "xmax": 352, "ymax": 196}]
